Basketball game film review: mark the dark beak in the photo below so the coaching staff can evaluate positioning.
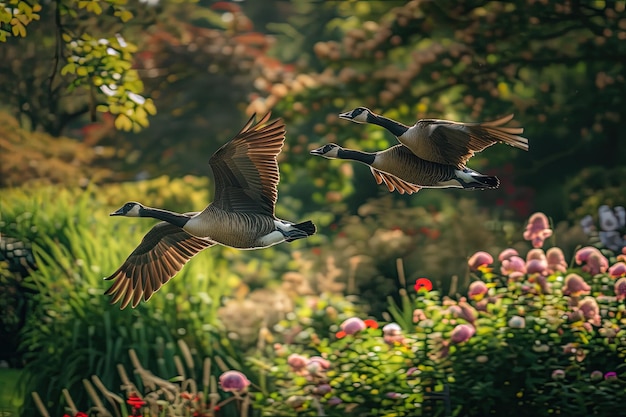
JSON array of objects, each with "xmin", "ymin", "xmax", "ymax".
[
  {"xmin": 310, "ymin": 147, "xmax": 324, "ymax": 155},
  {"xmin": 110, "ymin": 208, "xmax": 124, "ymax": 216},
  {"xmin": 338, "ymin": 111, "xmax": 352, "ymax": 120}
]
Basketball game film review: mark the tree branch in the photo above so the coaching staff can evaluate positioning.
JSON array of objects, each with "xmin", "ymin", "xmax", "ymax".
[{"xmin": 48, "ymin": 0, "xmax": 63, "ymax": 100}]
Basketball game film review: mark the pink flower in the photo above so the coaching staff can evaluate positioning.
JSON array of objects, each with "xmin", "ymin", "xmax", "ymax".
[
  {"xmin": 314, "ymin": 384, "xmax": 332, "ymax": 395},
  {"xmin": 413, "ymin": 309, "xmax": 427, "ymax": 323},
  {"xmin": 523, "ymin": 212, "xmax": 553, "ymax": 248},
  {"xmin": 552, "ymin": 369, "xmax": 566, "ymax": 380},
  {"xmin": 308, "ymin": 356, "xmax": 331, "ymax": 370},
  {"xmin": 456, "ymin": 300, "xmax": 478, "ymax": 324},
  {"xmin": 219, "ymin": 370, "xmax": 250, "ymax": 394},
  {"xmin": 585, "ymin": 253, "xmax": 609, "ymax": 275},
  {"xmin": 575, "ymin": 246, "xmax": 609, "ymax": 275},
  {"xmin": 382, "ymin": 322, "xmax": 405, "ymax": 345},
  {"xmin": 590, "ymin": 370, "xmax": 604, "ymax": 381},
  {"xmin": 468, "ymin": 251, "xmax": 493, "ymax": 271},
  {"xmin": 450, "ymin": 324, "xmax": 475, "ymax": 344},
  {"xmin": 526, "ymin": 248, "xmax": 547, "ymax": 262},
  {"xmin": 578, "ymin": 297, "xmax": 601, "ymax": 326},
  {"xmin": 575, "ymin": 246, "xmax": 599, "ymax": 263},
  {"xmin": 508, "ymin": 315, "xmax": 526, "ymax": 329},
  {"xmin": 546, "ymin": 247, "xmax": 567, "ymax": 274},
  {"xmin": 306, "ymin": 357, "xmax": 330, "ymax": 377},
  {"xmin": 468, "ymin": 281, "xmax": 488, "ymax": 301},
  {"xmin": 614, "ymin": 277, "xmax": 626, "ymax": 301},
  {"xmin": 287, "ymin": 354, "xmax": 309, "ymax": 373},
  {"xmin": 340, "ymin": 317, "xmax": 366, "ymax": 334},
  {"xmin": 526, "ymin": 259, "xmax": 548, "ymax": 275},
  {"xmin": 501, "ymin": 255, "xmax": 526, "ymax": 281},
  {"xmin": 327, "ymin": 397, "xmax": 342, "ymax": 406},
  {"xmin": 563, "ymin": 273, "xmax": 591, "ymax": 296},
  {"xmin": 604, "ymin": 371, "xmax": 618, "ymax": 381},
  {"xmin": 608, "ymin": 262, "xmax": 626, "ymax": 278},
  {"xmin": 498, "ymin": 248, "xmax": 519, "ymax": 262},
  {"xmin": 336, "ymin": 317, "xmax": 377, "ymax": 338}
]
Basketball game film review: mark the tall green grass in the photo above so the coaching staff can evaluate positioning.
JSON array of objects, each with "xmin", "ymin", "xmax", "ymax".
[{"xmin": 1, "ymin": 179, "xmax": 251, "ymax": 416}]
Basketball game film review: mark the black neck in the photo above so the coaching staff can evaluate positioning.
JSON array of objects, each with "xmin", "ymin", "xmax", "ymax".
[
  {"xmin": 368, "ymin": 113, "xmax": 409, "ymax": 137},
  {"xmin": 139, "ymin": 207, "xmax": 190, "ymax": 228},
  {"xmin": 337, "ymin": 149, "xmax": 376, "ymax": 165}
]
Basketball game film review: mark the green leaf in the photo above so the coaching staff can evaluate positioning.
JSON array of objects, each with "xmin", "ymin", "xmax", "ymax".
[
  {"xmin": 76, "ymin": 66, "xmax": 89, "ymax": 76},
  {"xmin": 115, "ymin": 9, "xmax": 133, "ymax": 23},
  {"xmin": 61, "ymin": 62, "xmax": 76, "ymax": 75},
  {"xmin": 143, "ymin": 98, "xmax": 157, "ymax": 115},
  {"xmin": 114, "ymin": 113, "xmax": 132, "ymax": 131}
]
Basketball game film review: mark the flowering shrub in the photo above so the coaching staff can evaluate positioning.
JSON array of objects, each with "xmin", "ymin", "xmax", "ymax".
[
  {"xmin": 247, "ymin": 212, "xmax": 625, "ymax": 417},
  {"xmin": 27, "ymin": 211, "xmax": 626, "ymax": 417}
]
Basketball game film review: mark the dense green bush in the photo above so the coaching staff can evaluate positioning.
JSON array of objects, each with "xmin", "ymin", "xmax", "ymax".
[
  {"xmin": 245, "ymin": 212, "xmax": 625, "ymax": 417},
  {"xmin": 1, "ymin": 179, "xmax": 260, "ymax": 415}
]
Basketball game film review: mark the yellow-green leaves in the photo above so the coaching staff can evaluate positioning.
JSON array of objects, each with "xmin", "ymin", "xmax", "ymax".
[
  {"xmin": 2, "ymin": 0, "xmax": 150, "ymax": 130},
  {"xmin": 0, "ymin": 0, "xmax": 42, "ymax": 41},
  {"xmin": 62, "ymin": 32, "xmax": 157, "ymax": 132}
]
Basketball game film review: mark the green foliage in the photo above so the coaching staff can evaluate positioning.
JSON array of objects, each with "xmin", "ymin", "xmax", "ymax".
[
  {"xmin": 0, "ymin": 0, "xmax": 42, "ymax": 41},
  {"xmin": 245, "ymin": 0, "xmax": 626, "ymax": 220},
  {"xmin": 295, "ymin": 196, "xmax": 515, "ymax": 317},
  {"xmin": 246, "ymin": 213, "xmax": 626, "ymax": 417},
  {"xmin": 32, "ymin": 340, "xmax": 251, "ymax": 417},
  {"xmin": 1, "ymin": 180, "xmax": 246, "ymax": 415},
  {"xmin": 0, "ymin": 0, "xmax": 157, "ymax": 134}
]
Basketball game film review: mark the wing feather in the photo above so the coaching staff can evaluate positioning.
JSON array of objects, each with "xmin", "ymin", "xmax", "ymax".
[
  {"xmin": 209, "ymin": 113, "xmax": 286, "ymax": 215},
  {"xmin": 105, "ymin": 222, "xmax": 215, "ymax": 309}
]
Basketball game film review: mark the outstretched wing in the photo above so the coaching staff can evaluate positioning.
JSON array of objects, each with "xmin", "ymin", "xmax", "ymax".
[
  {"xmin": 369, "ymin": 167, "xmax": 421, "ymax": 195},
  {"xmin": 208, "ymin": 113, "xmax": 286, "ymax": 216},
  {"xmin": 105, "ymin": 221, "xmax": 215, "ymax": 309},
  {"xmin": 415, "ymin": 114, "xmax": 527, "ymax": 168}
]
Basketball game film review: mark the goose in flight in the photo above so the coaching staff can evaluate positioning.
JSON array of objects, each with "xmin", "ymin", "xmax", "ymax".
[
  {"xmin": 105, "ymin": 113, "xmax": 315, "ymax": 309},
  {"xmin": 339, "ymin": 107, "xmax": 528, "ymax": 169},
  {"xmin": 310, "ymin": 143, "xmax": 498, "ymax": 195}
]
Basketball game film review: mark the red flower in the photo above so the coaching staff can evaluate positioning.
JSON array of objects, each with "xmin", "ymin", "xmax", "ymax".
[
  {"xmin": 64, "ymin": 414, "xmax": 88, "ymax": 417},
  {"xmin": 127, "ymin": 394, "xmax": 146, "ymax": 411},
  {"xmin": 414, "ymin": 278, "xmax": 433, "ymax": 292}
]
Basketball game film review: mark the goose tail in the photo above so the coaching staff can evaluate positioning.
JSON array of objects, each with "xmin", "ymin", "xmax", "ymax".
[
  {"xmin": 293, "ymin": 220, "xmax": 316, "ymax": 236},
  {"xmin": 457, "ymin": 169, "xmax": 500, "ymax": 190}
]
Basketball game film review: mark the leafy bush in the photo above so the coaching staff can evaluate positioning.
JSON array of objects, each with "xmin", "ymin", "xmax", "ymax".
[
  {"xmin": 245, "ymin": 212, "xmax": 625, "ymax": 417},
  {"xmin": 1, "ymin": 180, "xmax": 251, "ymax": 415}
]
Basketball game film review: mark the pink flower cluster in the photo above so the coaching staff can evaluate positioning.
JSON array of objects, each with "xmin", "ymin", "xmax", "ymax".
[
  {"xmin": 523, "ymin": 212, "xmax": 553, "ymax": 248},
  {"xmin": 575, "ymin": 246, "xmax": 609, "ymax": 275}
]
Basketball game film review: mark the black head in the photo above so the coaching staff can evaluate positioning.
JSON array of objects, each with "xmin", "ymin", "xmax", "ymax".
[
  {"xmin": 338, "ymin": 107, "xmax": 373, "ymax": 123},
  {"xmin": 110, "ymin": 202, "xmax": 144, "ymax": 217},
  {"xmin": 310, "ymin": 143, "xmax": 342, "ymax": 159}
]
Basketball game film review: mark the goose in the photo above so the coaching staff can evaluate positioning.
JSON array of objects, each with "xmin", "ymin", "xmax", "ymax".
[
  {"xmin": 338, "ymin": 108, "xmax": 528, "ymax": 169},
  {"xmin": 310, "ymin": 143, "xmax": 499, "ymax": 195},
  {"xmin": 105, "ymin": 113, "xmax": 316, "ymax": 309}
]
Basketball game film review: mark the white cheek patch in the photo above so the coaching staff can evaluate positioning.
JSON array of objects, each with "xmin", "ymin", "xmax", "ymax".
[{"xmin": 127, "ymin": 206, "xmax": 141, "ymax": 217}]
